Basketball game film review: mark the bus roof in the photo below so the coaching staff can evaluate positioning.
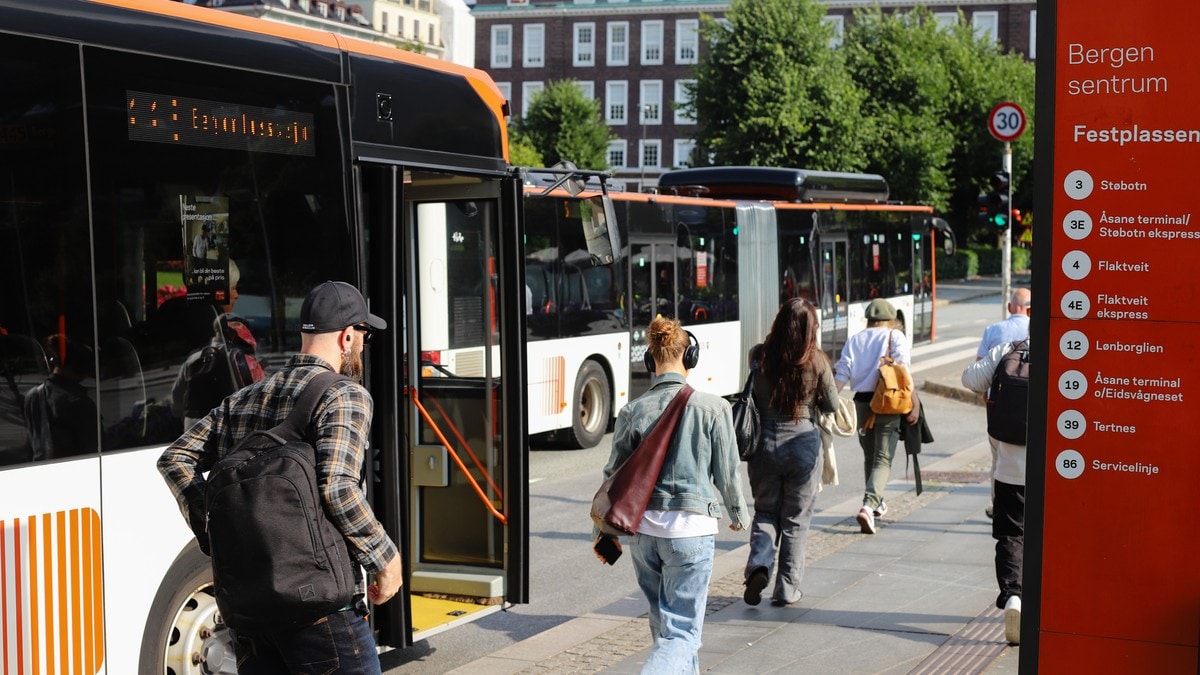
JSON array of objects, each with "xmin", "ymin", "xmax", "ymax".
[
  {"xmin": 4, "ymin": 0, "xmax": 508, "ymax": 169},
  {"xmin": 656, "ymin": 166, "xmax": 891, "ymax": 204}
]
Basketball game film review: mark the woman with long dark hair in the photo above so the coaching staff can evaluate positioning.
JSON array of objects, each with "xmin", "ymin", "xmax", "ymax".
[{"xmin": 743, "ymin": 298, "xmax": 837, "ymax": 606}]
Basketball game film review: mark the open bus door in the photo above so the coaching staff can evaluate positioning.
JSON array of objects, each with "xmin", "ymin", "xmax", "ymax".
[{"xmin": 359, "ymin": 164, "xmax": 529, "ymax": 647}]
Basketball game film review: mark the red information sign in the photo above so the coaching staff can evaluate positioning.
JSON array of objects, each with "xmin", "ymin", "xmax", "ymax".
[{"xmin": 1041, "ymin": 3, "xmax": 1200, "ymax": 671}]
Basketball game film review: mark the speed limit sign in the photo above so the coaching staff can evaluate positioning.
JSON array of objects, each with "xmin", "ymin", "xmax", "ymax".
[{"xmin": 988, "ymin": 102, "xmax": 1026, "ymax": 142}]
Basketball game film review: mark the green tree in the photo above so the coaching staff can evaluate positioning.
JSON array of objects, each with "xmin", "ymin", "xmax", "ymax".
[
  {"xmin": 517, "ymin": 80, "xmax": 613, "ymax": 170},
  {"xmin": 507, "ymin": 125, "xmax": 543, "ymax": 167},
  {"xmin": 686, "ymin": 0, "xmax": 868, "ymax": 171},
  {"xmin": 843, "ymin": 7, "xmax": 1034, "ymax": 238}
]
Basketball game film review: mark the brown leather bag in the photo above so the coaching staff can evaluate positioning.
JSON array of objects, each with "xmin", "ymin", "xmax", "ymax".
[{"xmin": 591, "ymin": 384, "xmax": 695, "ymax": 537}]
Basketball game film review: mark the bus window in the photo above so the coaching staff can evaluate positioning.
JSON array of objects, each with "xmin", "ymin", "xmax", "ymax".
[
  {"xmin": 85, "ymin": 48, "xmax": 354, "ymax": 451},
  {"xmin": 675, "ymin": 203, "xmax": 737, "ymax": 324},
  {"xmin": 0, "ymin": 35, "xmax": 98, "ymax": 468}
]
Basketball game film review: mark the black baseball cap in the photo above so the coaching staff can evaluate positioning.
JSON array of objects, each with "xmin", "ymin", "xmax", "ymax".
[{"xmin": 300, "ymin": 281, "xmax": 387, "ymax": 334}]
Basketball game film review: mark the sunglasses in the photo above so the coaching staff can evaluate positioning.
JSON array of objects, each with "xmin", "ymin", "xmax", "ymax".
[{"xmin": 353, "ymin": 324, "xmax": 375, "ymax": 344}]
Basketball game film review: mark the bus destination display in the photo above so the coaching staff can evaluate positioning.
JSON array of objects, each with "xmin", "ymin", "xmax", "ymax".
[
  {"xmin": 127, "ymin": 91, "xmax": 315, "ymax": 157},
  {"xmin": 1045, "ymin": 2, "xmax": 1200, "ymax": 669}
]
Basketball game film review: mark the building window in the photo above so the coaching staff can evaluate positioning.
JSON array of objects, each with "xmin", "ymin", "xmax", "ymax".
[
  {"xmin": 522, "ymin": 81, "xmax": 544, "ymax": 117},
  {"xmin": 1029, "ymin": 10, "xmax": 1037, "ymax": 59},
  {"xmin": 397, "ymin": 17, "xmax": 404, "ymax": 36},
  {"xmin": 608, "ymin": 140, "xmax": 627, "ymax": 169},
  {"xmin": 497, "ymin": 82, "xmax": 512, "ymax": 105},
  {"xmin": 972, "ymin": 11, "xmax": 999, "ymax": 43},
  {"xmin": 640, "ymin": 81, "xmax": 662, "ymax": 125},
  {"xmin": 492, "ymin": 25, "xmax": 512, "ymax": 68},
  {"xmin": 675, "ymin": 19, "xmax": 698, "ymax": 64},
  {"xmin": 934, "ymin": 12, "xmax": 957, "ymax": 30},
  {"xmin": 428, "ymin": 24, "xmax": 435, "ymax": 44},
  {"xmin": 641, "ymin": 20, "xmax": 664, "ymax": 65},
  {"xmin": 606, "ymin": 81, "xmax": 628, "ymax": 125},
  {"xmin": 574, "ymin": 23, "xmax": 595, "ymax": 67},
  {"xmin": 414, "ymin": 20, "xmax": 420, "ymax": 40},
  {"xmin": 640, "ymin": 139, "xmax": 661, "ymax": 169},
  {"xmin": 524, "ymin": 24, "xmax": 545, "ymax": 68},
  {"xmin": 823, "ymin": 15, "xmax": 844, "ymax": 48},
  {"xmin": 673, "ymin": 139, "xmax": 696, "ymax": 168},
  {"xmin": 608, "ymin": 22, "xmax": 629, "ymax": 66},
  {"xmin": 380, "ymin": 12, "xmax": 388, "ymax": 34},
  {"xmin": 576, "ymin": 81, "xmax": 595, "ymax": 100},
  {"xmin": 674, "ymin": 79, "xmax": 695, "ymax": 125}
]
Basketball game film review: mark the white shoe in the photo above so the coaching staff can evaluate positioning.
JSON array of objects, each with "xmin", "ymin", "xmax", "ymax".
[
  {"xmin": 1004, "ymin": 596, "xmax": 1021, "ymax": 645},
  {"xmin": 856, "ymin": 507, "xmax": 877, "ymax": 534},
  {"xmin": 873, "ymin": 501, "xmax": 888, "ymax": 518}
]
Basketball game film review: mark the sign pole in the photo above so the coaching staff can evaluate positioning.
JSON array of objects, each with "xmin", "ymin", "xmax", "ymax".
[{"xmin": 1002, "ymin": 141, "xmax": 1013, "ymax": 318}]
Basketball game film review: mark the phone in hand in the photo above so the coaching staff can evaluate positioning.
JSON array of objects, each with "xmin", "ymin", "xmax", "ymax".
[{"xmin": 594, "ymin": 535, "xmax": 622, "ymax": 565}]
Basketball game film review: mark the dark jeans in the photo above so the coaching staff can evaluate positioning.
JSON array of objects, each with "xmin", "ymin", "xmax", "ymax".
[
  {"xmin": 233, "ymin": 609, "xmax": 381, "ymax": 675},
  {"xmin": 993, "ymin": 479, "xmax": 1025, "ymax": 608}
]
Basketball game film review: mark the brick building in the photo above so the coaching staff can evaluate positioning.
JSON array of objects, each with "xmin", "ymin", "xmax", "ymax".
[{"xmin": 471, "ymin": 0, "xmax": 1037, "ymax": 191}]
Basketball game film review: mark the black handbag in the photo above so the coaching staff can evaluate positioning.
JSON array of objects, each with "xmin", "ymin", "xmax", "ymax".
[
  {"xmin": 731, "ymin": 363, "xmax": 760, "ymax": 461},
  {"xmin": 591, "ymin": 385, "xmax": 695, "ymax": 537}
]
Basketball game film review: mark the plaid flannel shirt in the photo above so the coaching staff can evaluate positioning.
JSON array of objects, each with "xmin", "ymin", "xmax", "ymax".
[{"xmin": 158, "ymin": 353, "xmax": 399, "ymax": 573}]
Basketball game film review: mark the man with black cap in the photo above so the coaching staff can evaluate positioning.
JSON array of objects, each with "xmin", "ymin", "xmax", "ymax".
[
  {"xmin": 832, "ymin": 298, "xmax": 917, "ymax": 535},
  {"xmin": 159, "ymin": 280, "xmax": 400, "ymax": 673}
]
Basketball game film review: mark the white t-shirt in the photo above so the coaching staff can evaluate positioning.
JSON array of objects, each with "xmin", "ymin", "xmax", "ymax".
[{"xmin": 637, "ymin": 509, "xmax": 718, "ymax": 538}]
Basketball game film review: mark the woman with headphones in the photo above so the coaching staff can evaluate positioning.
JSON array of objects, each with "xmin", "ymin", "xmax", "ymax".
[
  {"xmin": 598, "ymin": 317, "xmax": 748, "ymax": 674},
  {"xmin": 742, "ymin": 299, "xmax": 838, "ymax": 607}
]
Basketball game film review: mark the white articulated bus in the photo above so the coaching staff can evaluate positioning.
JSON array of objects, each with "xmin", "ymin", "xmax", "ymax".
[{"xmin": 520, "ymin": 166, "xmax": 954, "ymax": 448}]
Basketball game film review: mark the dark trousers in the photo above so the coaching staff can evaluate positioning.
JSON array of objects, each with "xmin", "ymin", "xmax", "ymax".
[
  {"xmin": 993, "ymin": 479, "xmax": 1025, "ymax": 609},
  {"xmin": 233, "ymin": 609, "xmax": 382, "ymax": 675}
]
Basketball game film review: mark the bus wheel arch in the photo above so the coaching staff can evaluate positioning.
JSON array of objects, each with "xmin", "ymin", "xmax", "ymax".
[
  {"xmin": 567, "ymin": 358, "xmax": 612, "ymax": 449},
  {"xmin": 139, "ymin": 541, "xmax": 230, "ymax": 675}
]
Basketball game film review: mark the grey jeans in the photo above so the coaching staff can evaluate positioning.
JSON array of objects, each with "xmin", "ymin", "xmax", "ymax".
[{"xmin": 744, "ymin": 419, "xmax": 822, "ymax": 605}]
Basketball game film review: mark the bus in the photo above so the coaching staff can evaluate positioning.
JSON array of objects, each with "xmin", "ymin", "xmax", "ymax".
[
  {"xmin": 520, "ymin": 166, "xmax": 954, "ymax": 448},
  {"xmin": 0, "ymin": 1, "xmax": 618, "ymax": 672}
]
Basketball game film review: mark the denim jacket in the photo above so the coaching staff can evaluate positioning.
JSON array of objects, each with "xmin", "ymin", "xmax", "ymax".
[{"xmin": 604, "ymin": 373, "xmax": 749, "ymax": 530}]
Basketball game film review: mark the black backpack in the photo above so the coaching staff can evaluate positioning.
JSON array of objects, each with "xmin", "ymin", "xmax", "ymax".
[
  {"xmin": 986, "ymin": 340, "xmax": 1030, "ymax": 445},
  {"xmin": 204, "ymin": 371, "xmax": 357, "ymax": 631}
]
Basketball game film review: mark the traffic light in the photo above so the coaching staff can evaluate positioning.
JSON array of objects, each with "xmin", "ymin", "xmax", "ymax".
[{"xmin": 986, "ymin": 171, "xmax": 1011, "ymax": 228}]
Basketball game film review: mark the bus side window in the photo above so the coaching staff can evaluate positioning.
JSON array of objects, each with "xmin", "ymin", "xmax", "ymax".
[{"xmin": 0, "ymin": 35, "xmax": 99, "ymax": 467}]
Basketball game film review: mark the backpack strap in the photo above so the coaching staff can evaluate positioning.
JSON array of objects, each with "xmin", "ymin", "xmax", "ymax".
[{"xmin": 272, "ymin": 370, "xmax": 348, "ymax": 442}]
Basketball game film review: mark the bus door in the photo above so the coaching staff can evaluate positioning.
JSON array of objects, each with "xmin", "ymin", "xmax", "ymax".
[
  {"xmin": 360, "ymin": 164, "xmax": 528, "ymax": 646},
  {"xmin": 819, "ymin": 237, "xmax": 850, "ymax": 357},
  {"xmin": 628, "ymin": 235, "xmax": 676, "ymax": 400}
]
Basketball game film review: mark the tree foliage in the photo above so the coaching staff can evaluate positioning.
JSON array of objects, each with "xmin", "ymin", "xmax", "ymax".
[
  {"xmin": 517, "ymin": 80, "xmax": 613, "ymax": 170},
  {"xmin": 688, "ymin": 0, "xmax": 1036, "ymax": 235},
  {"xmin": 687, "ymin": 0, "xmax": 867, "ymax": 171},
  {"xmin": 507, "ymin": 125, "xmax": 544, "ymax": 168}
]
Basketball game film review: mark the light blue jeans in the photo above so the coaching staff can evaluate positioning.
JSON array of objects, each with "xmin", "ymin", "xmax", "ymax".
[{"xmin": 630, "ymin": 532, "xmax": 715, "ymax": 675}]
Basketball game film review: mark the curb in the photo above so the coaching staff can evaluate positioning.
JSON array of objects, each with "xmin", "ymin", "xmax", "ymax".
[{"xmin": 922, "ymin": 379, "xmax": 983, "ymax": 406}]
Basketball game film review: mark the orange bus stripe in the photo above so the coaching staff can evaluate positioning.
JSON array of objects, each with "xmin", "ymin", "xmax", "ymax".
[
  {"xmin": 70, "ymin": 510, "xmax": 82, "ymax": 673},
  {"xmin": 29, "ymin": 515, "xmax": 38, "ymax": 675},
  {"xmin": 43, "ymin": 513, "xmax": 53, "ymax": 675},
  {"xmin": 82, "ymin": 510, "xmax": 94, "ymax": 674},
  {"xmin": 57, "ymin": 510, "xmax": 69, "ymax": 673},
  {"xmin": 12, "ymin": 518, "xmax": 24, "ymax": 675},
  {"xmin": 1, "ymin": 519, "xmax": 8, "ymax": 674},
  {"xmin": 90, "ymin": 508, "xmax": 105, "ymax": 668}
]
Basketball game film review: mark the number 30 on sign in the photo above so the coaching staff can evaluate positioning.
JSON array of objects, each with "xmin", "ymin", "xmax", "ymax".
[{"xmin": 988, "ymin": 102, "xmax": 1026, "ymax": 142}]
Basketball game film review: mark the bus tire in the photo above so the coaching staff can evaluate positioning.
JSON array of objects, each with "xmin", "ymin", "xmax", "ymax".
[
  {"xmin": 567, "ymin": 360, "xmax": 610, "ymax": 449},
  {"xmin": 139, "ymin": 542, "xmax": 227, "ymax": 675}
]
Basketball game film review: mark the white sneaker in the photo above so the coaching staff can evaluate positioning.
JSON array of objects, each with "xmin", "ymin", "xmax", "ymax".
[
  {"xmin": 1004, "ymin": 596, "xmax": 1021, "ymax": 645},
  {"xmin": 856, "ymin": 507, "xmax": 877, "ymax": 534},
  {"xmin": 873, "ymin": 502, "xmax": 888, "ymax": 518}
]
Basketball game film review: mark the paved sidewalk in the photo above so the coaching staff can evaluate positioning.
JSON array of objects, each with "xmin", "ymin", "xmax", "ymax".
[
  {"xmin": 450, "ymin": 443, "xmax": 1019, "ymax": 674},
  {"xmin": 448, "ymin": 275, "xmax": 1023, "ymax": 675}
]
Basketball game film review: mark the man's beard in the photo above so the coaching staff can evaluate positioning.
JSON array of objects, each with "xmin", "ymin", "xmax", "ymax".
[{"xmin": 340, "ymin": 344, "xmax": 364, "ymax": 382}]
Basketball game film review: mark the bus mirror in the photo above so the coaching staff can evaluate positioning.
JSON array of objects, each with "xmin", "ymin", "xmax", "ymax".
[
  {"xmin": 928, "ymin": 217, "xmax": 956, "ymax": 256},
  {"xmin": 551, "ymin": 160, "xmax": 586, "ymax": 196},
  {"xmin": 580, "ymin": 195, "xmax": 619, "ymax": 266}
]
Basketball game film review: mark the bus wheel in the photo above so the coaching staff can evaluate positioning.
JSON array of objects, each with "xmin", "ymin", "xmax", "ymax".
[
  {"xmin": 568, "ymin": 360, "xmax": 610, "ymax": 449},
  {"xmin": 139, "ymin": 542, "xmax": 232, "ymax": 675}
]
